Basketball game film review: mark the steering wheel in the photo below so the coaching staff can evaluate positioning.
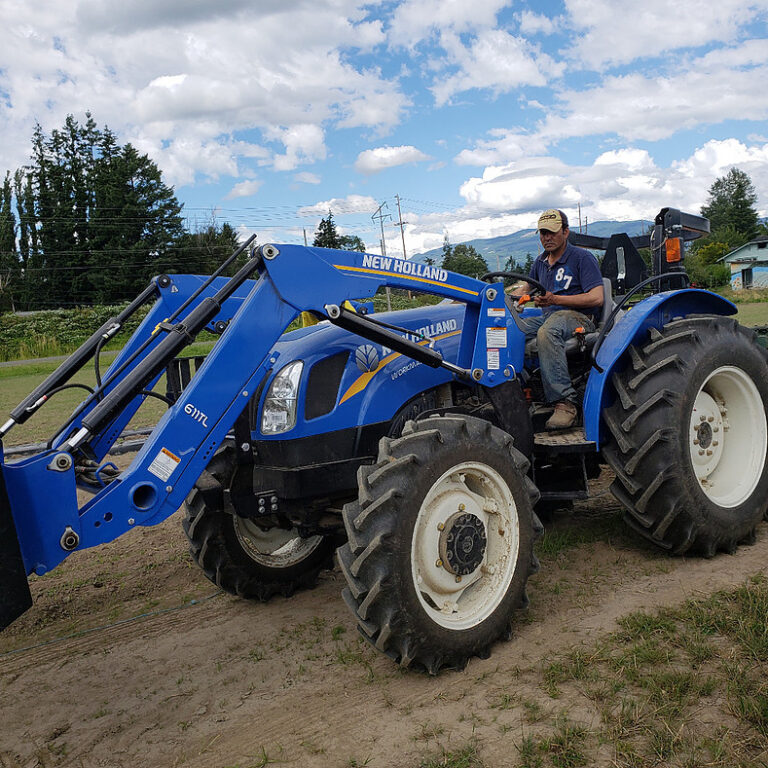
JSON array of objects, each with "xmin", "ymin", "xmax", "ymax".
[{"xmin": 481, "ymin": 271, "xmax": 547, "ymax": 310}]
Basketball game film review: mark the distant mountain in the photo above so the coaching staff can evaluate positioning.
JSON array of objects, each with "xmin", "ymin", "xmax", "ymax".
[{"xmin": 411, "ymin": 219, "xmax": 652, "ymax": 270}]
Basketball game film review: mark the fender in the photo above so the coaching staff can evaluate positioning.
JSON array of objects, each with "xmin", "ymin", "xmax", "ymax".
[{"xmin": 583, "ymin": 289, "xmax": 737, "ymax": 445}]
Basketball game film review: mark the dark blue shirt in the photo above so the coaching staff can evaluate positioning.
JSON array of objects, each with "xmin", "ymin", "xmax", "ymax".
[{"xmin": 529, "ymin": 243, "xmax": 603, "ymax": 319}]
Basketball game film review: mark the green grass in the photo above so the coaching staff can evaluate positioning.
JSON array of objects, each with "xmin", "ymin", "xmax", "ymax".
[
  {"xmin": 734, "ymin": 302, "xmax": 768, "ymax": 326},
  {"xmin": 527, "ymin": 575, "xmax": 768, "ymax": 767},
  {"xmin": 534, "ymin": 513, "xmax": 626, "ymax": 559},
  {"xmin": 716, "ymin": 285, "xmax": 768, "ymax": 305},
  {"xmin": 418, "ymin": 742, "xmax": 486, "ymax": 768},
  {"xmin": 0, "ymin": 340, "xmax": 215, "ymax": 446}
]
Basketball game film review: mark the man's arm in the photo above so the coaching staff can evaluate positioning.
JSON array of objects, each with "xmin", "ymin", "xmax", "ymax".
[{"xmin": 534, "ymin": 284, "xmax": 604, "ymax": 309}]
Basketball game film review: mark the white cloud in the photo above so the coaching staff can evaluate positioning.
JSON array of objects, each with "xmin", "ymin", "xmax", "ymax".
[
  {"xmin": 298, "ymin": 194, "xmax": 378, "ymax": 216},
  {"xmin": 460, "ymin": 162, "xmax": 581, "ymax": 213},
  {"xmin": 267, "ymin": 124, "xmax": 326, "ymax": 172},
  {"xmin": 565, "ymin": 0, "xmax": 765, "ymax": 69},
  {"xmin": 0, "ymin": 0, "xmax": 408, "ymax": 185},
  {"xmin": 355, "ymin": 145, "xmax": 431, "ymax": 174},
  {"xmin": 456, "ymin": 129, "xmax": 548, "ymax": 166},
  {"xmin": 517, "ymin": 11, "xmax": 562, "ymax": 36},
  {"xmin": 456, "ymin": 138, "xmax": 768, "ymax": 224},
  {"xmin": 432, "ymin": 30, "xmax": 563, "ymax": 106},
  {"xmin": 388, "ymin": 0, "xmax": 509, "ymax": 48},
  {"xmin": 537, "ymin": 58, "xmax": 768, "ymax": 143},
  {"xmin": 294, "ymin": 171, "xmax": 321, "ymax": 184},
  {"xmin": 226, "ymin": 179, "xmax": 263, "ymax": 199}
]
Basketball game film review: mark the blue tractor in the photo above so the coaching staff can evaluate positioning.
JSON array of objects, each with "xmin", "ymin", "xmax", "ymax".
[{"xmin": 1, "ymin": 208, "xmax": 766, "ymax": 674}]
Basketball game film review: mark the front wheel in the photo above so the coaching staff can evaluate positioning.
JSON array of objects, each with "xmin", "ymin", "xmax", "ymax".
[
  {"xmin": 183, "ymin": 444, "xmax": 336, "ymax": 600},
  {"xmin": 603, "ymin": 315, "xmax": 768, "ymax": 555},
  {"xmin": 338, "ymin": 415, "xmax": 541, "ymax": 674}
]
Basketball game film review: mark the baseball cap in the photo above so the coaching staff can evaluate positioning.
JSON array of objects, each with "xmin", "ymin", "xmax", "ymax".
[{"xmin": 537, "ymin": 209, "xmax": 564, "ymax": 233}]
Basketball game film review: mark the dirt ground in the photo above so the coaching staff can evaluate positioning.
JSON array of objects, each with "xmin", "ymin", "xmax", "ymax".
[{"xmin": 1, "ymin": 469, "xmax": 767, "ymax": 768}]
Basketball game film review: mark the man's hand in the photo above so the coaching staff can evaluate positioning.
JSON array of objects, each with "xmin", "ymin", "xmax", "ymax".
[{"xmin": 534, "ymin": 291, "xmax": 557, "ymax": 308}]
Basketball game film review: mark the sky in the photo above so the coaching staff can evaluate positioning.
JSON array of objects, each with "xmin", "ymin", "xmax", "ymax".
[{"xmin": 1, "ymin": 0, "xmax": 767, "ymax": 258}]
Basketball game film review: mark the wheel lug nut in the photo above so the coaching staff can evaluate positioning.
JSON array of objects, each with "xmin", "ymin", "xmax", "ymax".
[
  {"xmin": 436, "ymin": 558, "xmax": 443, "ymax": 568},
  {"xmin": 706, "ymin": 450, "xmax": 713, "ymax": 456},
  {"xmin": 700, "ymin": 415, "xmax": 706, "ymax": 422},
  {"xmin": 713, "ymin": 440, "xmax": 719, "ymax": 446},
  {"xmin": 698, "ymin": 450, "xmax": 705, "ymax": 456},
  {"xmin": 458, "ymin": 503, "xmax": 465, "ymax": 511},
  {"xmin": 455, "ymin": 576, "xmax": 462, "ymax": 583},
  {"xmin": 693, "ymin": 439, "xmax": 699, "ymax": 445},
  {"xmin": 708, "ymin": 416, "xmax": 714, "ymax": 422},
  {"xmin": 437, "ymin": 522, "xmax": 445, "ymax": 531}
]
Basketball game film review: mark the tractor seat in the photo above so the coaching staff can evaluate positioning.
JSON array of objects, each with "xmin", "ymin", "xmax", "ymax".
[{"xmin": 524, "ymin": 278, "xmax": 618, "ymax": 358}]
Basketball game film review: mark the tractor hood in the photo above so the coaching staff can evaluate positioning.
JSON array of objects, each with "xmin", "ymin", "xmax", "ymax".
[{"xmin": 256, "ymin": 302, "xmax": 467, "ymax": 440}]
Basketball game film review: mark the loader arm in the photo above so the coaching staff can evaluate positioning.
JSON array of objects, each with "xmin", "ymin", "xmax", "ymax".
[{"xmin": 0, "ymin": 243, "xmax": 516, "ymax": 629}]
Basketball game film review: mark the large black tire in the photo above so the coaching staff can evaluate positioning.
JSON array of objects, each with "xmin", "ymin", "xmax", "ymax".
[
  {"xmin": 183, "ymin": 444, "xmax": 336, "ymax": 600},
  {"xmin": 603, "ymin": 315, "xmax": 768, "ymax": 556},
  {"xmin": 338, "ymin": 415, "xmax": 542, "ymax": 674}
]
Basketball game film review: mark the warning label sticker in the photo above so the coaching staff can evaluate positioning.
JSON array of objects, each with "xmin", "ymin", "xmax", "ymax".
[
  {"xmin": 148, "ymin": 447, "xmax": 181, "ymax": 482},
  {"xmin": 485, "ymin": 327, "xmax": 507, "ymax": 348},
  {"xmin": 487, "ymin": 349, "xmax": 500, "ymax": 370},
  {"xmin": 487, "ymin": 307, "xmax": 505, "ymax": 317}
]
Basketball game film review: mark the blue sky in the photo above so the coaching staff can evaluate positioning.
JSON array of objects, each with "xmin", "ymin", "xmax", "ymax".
[{"xmin": 1, "ymin": 0, "xmax": 767, "ymax": 257}]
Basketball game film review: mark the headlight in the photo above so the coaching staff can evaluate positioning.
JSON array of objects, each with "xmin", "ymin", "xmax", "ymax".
[{"xmin": 261, "ymin": 361, "xmax": 303, "ymax": 435}]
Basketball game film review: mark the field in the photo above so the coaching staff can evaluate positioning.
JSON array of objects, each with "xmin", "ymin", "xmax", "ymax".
[
  {"xmin": 734, "ymin": 302, "xmax": 768, "ymax": 327},
  {"xmin": 1, "ymin": 469, "xmax": 767, "ymax": 768},
  {"xmin": 0, "ymin": 317, "xmax": 767, "ymax": 767}
]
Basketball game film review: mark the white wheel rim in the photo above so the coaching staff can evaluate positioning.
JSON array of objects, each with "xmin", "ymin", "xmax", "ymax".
[
  {"xmin": 233, "ymin": 518, "xmax": 323, "ymax": 567},
  {"xmin": 410, "ymin": 461, "xmax": 520, "ymax": 630},
  {"xmin": 688, "ymin": 365, "xmax": 767, "ymax": 508}
]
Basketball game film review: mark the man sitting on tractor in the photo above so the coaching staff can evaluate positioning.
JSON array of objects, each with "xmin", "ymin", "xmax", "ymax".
[{"xmin": 513, "ymin": 209, "xmax": 604, "ymax": 430}]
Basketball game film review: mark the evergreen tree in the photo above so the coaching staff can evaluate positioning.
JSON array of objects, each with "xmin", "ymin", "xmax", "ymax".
[
  {"xmin": 313, "ymin": 210, "xmax": 342, "ymax": 249},
  {"xmin": 441, "ymin": 233, "xmax": 452, "ymax": 263},
  {"xmin": 0, "ymin": 173, "xmax": 17, "ymax": 311},
  {"xmin": 13, "ymin": 169, "xmax": 40, "ymax": 310},
  {"xmin": 442, "ymin": 243, "xmax": 489, "ymax": 278},
  {"xmin": 13, "ymin": 115, "xmax": 185, "ymax": 307},
  {"xmin": 95, "ymin": 143, "xmax": 184, "ymax": 302},
  {"xmin": 701, "ymin": 168, "xmax": 760, "ymax": 240},
  {"xmin": 523, "ymin": 252, "xmax": 535, "ymax": 274},
  {"xmin": 503, "ymin": 252, "xmax": 534, "ymax": 273}
]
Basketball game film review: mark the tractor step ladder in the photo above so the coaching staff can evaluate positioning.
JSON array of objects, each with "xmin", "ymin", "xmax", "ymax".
[
  {"xmin": 533, "ymin": 427, "xmax": 596, "ymax": 452},
  {"xmin": 532, "ymin": 428, "xmax": 596, "ymax": 502}
]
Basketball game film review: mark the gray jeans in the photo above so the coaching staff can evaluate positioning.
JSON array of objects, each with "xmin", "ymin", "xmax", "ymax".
[{"xmin": 519, "ymin": 310, "xmax": 595, "ymax": 404}]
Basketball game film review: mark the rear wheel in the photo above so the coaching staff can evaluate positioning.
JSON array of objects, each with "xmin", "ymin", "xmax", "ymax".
[
  {"xmin": 603, "ymin": 316, "xmax": 768, "ymax": 555},
  {"xmin": 183, "ymin": 444, "xmax": 335, "ymax": 600},
  {"xmin": 338, "ymin": 415, "xmax": 541, "ymax": 674}
]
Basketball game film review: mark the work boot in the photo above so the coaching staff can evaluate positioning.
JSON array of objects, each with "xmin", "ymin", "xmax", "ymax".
[{"xmin": 545, "ymin": 401, "xmax": 578, "ymax": 430}]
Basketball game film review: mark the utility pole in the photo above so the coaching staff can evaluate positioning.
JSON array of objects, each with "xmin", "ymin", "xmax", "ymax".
[
  {"xmin": 303, "ymin": 228, "xmax": 308, "ymax": 246},
  {"xmin": 394, "ymin": 194, "xmax": 408, "ymax": 259},
  {"xmin": 372, "ymin": 201, "xmax": 392, "ymax": 311},
  {"xmin": 394, "ymin": 194, "xmax": 412, "ymax": 298}
]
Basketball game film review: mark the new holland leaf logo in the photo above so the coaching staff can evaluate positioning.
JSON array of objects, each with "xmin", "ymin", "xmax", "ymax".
[{"xmin": 355, "ymin": 344, "xmax": 380, "ymax": 373}]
